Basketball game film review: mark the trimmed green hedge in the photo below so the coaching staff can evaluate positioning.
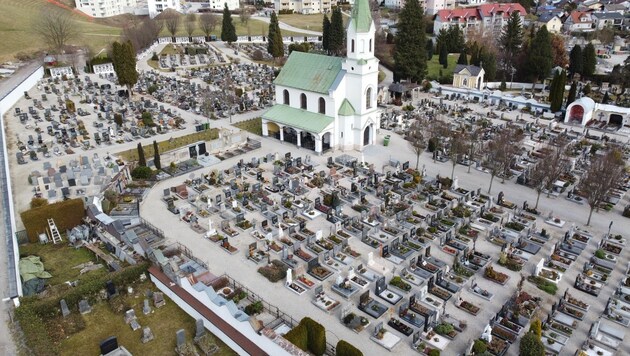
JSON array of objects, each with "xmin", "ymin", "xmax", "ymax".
[
  {"xmin": 284, "ymin": 323, "xmax": 308, "ymax": 351},
  {"xmin": 303, "ymin": 317, "xmax": 326, "ymax": 356},
  {"xmin": 336, "ymin": 340, "xmax": 363, "ymax": 356},
  {"xmin": 21, "ymin": 198, "xmax": 85, "ymax": 242}
]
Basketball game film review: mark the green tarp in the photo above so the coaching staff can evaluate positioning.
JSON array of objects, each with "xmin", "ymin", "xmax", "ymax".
[{"xmin": 19, "ymin": 255, "xmax": 52, "ymax": 282}]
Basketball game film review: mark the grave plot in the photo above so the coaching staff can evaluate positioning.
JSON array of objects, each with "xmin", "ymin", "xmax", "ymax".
[
  {"xmin": 347, "ymin": 267, "xmax": 370, "ymax": 290},
  {"xmin": 469, "ymin": 279, "xmax": 494, "ymax": 301},
  {"xmin": 357, "ymin": 290, "xmax": 387, "ymax": 319},
  {"xmin": 387, "ymin": 317, "xmax": 414, "ymax": 336},
  {"xmin": 306, "ymin": 257, "xmax": 333, "ymax": 282},
  {"xmin": 331, "ymin": 276, "xmax": 359, "ymax": 299},
  {"xmin": 284, "ymin": 269, "xmax": 306, "ymax": 296},
  {"xmin": 246, "ymin": 241, "xmax": 266, "ymax": 264},
  {"xmin": 374, "ymin": 276, "xmax": 403, "ymax": 305},
  {"xmin": 484, "ymin": 265, "xmax": 510, "ymax": 285},
  {"xmin": 455, "ymin": 297, "xmax": 480, "ymax": 316},
  {"xmin": 369, "ymin": 322, "xmax": 401, "ymax": 351},
  {"xmin": 340, "ymin": 307, "xmax": 370, "ymax": 333},
  {"xmin": 588, "ymin": 320, "xmax": 625, "ymax": 352},
  {"xmin": 310, "ymin": 286, "xmax": 340, "ymax": 314}
]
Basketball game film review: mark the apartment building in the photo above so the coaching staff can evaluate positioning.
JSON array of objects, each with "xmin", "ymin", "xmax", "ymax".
[
  {"xmin": 148, "ymin": 0, "xmax": 181, "ymax": 18},
  {"xmin": 433, "ymin": 3, "xmax": 526, "ymax": 36},
  {"xmin": 75, "ymin": 0, "xmax": 137, "ymax": 18},
  {"xmin": 274, "ymin": 0, "xmax": 338, "ymax": 14}
]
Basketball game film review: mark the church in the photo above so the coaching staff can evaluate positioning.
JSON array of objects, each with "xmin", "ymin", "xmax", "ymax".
[{"xmin": 261, "ymin": 0, "xmax": 380, "ymax": 153}]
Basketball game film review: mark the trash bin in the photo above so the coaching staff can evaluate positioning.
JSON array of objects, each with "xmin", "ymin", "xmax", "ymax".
[{"xmin": 383, "ymin": 135, "xmax": 391, "ymax": 146}]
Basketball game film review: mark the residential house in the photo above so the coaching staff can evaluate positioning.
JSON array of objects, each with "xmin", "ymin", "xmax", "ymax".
[
  {"xmin": 274, "ymin": 0, "xmax": 337, "ymax": 14},
  {"xmin": 591, "ymin": 12, "xmax": 624, "ymax": 29},
  {"xmin": 75, "ymin": 0, "xmax": 138, "ymax": 17},
  {"xmin": 564, "ymin": 11, "xmax": 595, "ymax": 32},
  {"xmin": 147, "ymin": 0, "xmax": 181, "ymax": 18},
  {"xmin": 433, "ymin": 3, "xmax": 526, "ymax": 36},
  {"xmin": 425, "ymin": 0, "xmax": 456, "ymax": 15},
  {"xmin": 537, "ymin": 12, "xmax": 564, "ymax": 33}
]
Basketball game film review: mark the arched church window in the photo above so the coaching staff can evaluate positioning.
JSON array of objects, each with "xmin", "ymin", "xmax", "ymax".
[
  {"xmin": 283, "ymin": 90, "xmax": 289, "ymax": 105},
  {"xmin": 369, "ymin": 39, "xmax": 372, "ymax": 52},
  {"xmin": 300, "ymin": 93, "xmax": 307, "ymax": 109},
  {"xmin": 319, "ymin": 97, "xmax": 326, "ymax": 114},
  {"xmin": 366, "ymin": 87, "xmax": 372, "ymax": 109},
  {"xmin": 351, "ymin": 40, "xmax": 355, "ymax": 53}
]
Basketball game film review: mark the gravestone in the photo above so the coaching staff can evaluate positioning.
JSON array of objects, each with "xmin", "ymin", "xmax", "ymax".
[
  {"xmin": 78, "ymin": 299, "xmax": 92, "ymax": 314},
  {"xmin": 60, "ymin": 299, "xmax": 70, "ymax": 317},
  {"xmin": 125, "ymin": 309, "xmax": 137, "ymax": 324},
  {"xmin": 143, "ymin": 299, "xmax": 152, "ymax": 315},
  {"xmin": 141, "ymin": 327, "xmax": 154, "ymax": 343},
  {"xmin": 105, "ymin": 280, "xmax": 116, "ymax": 298},
  {"xmin": 99, "ymin": 336, "xmax": 118, "ymax": 355},
  {"xmin": 154, "ymin": 292, "xmax": 165, "ymax": 308},
  {"xmin": 130, "ymin": 318, "xmax": 141, "ymax": 331},
  {"xmin": 195, "ymin": 319, "xmax": 206, "ymax": 338},
  {"xmin": 176, "ymin": 329, "xmax": 186, "ymax": 347}
]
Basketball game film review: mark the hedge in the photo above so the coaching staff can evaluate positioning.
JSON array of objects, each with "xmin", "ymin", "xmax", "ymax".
[
  {"xmin": 302, "ymin": 317, "xmax": 326, "ymax": 356},
  {"xmin": 21, "ymin": 198, "xmax": 85, "ymax": 242},
  {"xmin": 14, "ymin": 307, "xmax": 58, "ymax": 356},
  {"xmin": 20, "ymin": 262, "xmax": 149, "ymax": 320},
  {"xmin": 284, "ymin": 323, "xmax": 308, "ymax": 351},
  {"xmin": 336, "ymin": 340, "xmax": 363, "ymax": 356}
]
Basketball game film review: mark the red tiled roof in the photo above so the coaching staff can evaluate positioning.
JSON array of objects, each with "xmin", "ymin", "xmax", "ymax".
[
  {"xmin": 436, "ymin": 8, "xmax": 480, "ymax": 22},
  {"xmin": 436, "ymin": 3, "xmax": 526, "ymax": 22},
  {"xmin": 148, "ymin": 266, "xmax": 269, "ymax": 356},
  {"xmin": 569, "ymin": 11, "xmax": 592, "ymax": 23},
  {"xmin": 478, "ymin": 3, "xmax": 527, "ymax": 17}
]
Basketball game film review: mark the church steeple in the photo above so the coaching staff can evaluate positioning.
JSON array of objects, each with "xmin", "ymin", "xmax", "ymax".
[{"xmin": 346, "ymin": 0, "xmax": 375, "ymax": 60}]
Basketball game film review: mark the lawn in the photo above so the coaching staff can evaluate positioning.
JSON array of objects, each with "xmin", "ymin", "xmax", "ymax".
[
  {"xmin": 158, "ymin": 15, "xmax": 304, "ymax": 38},
  {"xmin": 19, "ymin": 242, "xmax": 104, "ymax": 286},
  {"xmin": 278, "ymin": 13, "xmax": 349, "ymax": 32},
  {"xmin": 427, "ymin": 54, "xmax": 459, "ymax": 81},
  {"xmin": 116, "ymin": 128, "xmax": 219, "ymax": 161},
  {"xmin": 233, "ymin": 117, "xmax": 262, "ymax": 136},
  {"xmin": 60, "ymin": 281, "xmax": 236, "ymax": 356},
  {"xmin": 0, "ymin": 0, "xmax": 121, "ymax": 61}
]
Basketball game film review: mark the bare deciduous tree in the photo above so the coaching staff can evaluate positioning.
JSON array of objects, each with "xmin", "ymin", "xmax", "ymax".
[
  {"xmin": 485, "ymin": 127, "xmax": 521, "ymax": 193},
  {"xmin": 528, "ymin": 136, "xmax": 571, "ymax": 209},
  {"xmin": 407, "ymin": 119, "xmax": 426, "ymax": 170},
  {"xmin": 122, "ymin": 17, "xmax": 163, "ymax": 53},
  {"xmin": 185, "ymin": 13, "xmax": 196, "ymax": 38},
  {"xmin": 199, "ymin": 13, "xmax": 219, "ymax": 39},
  {"xmin": 34, "ymin": 7, "xmax": 78, "ymax": 52},
  {"xmin": 239, "ymin": 7, "xmax": 251, "ymax": 25},
  {"xmin": 161, "ymin": 10, "xmax": 181, "ymax": 38},
  {"xmin": 578, "ymin": 148, "xmax": 625, "ymax": 225},
  {"xmin": 447, "ymin": 129, "xmax": 469, "ymax": 180}
]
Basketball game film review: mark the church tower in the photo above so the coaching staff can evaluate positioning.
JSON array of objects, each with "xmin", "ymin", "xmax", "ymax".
[{"xmin": 340, "ymin": 0, "xmax": 380, "ymax": 150}]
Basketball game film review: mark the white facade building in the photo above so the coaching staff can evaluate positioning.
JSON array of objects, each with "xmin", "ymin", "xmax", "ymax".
[
  {"xmin": 208, "ymin": 0, "xmax": 239, "ymax": 11},
  {"xmin": 75, "ymin": 0, "xmax": 137, "ymax": 17},
  {"xmin": 274, "ymin": 0, "xmax": 337, "ymax": 14},
  {"xmin": 263, "ymin": 0, "xmax": 380, "ymax": 152},
  {"xmin": 433, "ymin": 3, "xmax": 526, "ymax": 36},
  {"xmin": 148, "ymin": 0, "xmax": 181, "ymax": 18}
]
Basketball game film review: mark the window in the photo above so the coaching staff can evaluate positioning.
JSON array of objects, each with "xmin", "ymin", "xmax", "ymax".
[
  {"xmin": 365, "ymin": 87, "xmax": 372, "ymax": 109},
  {"xmin": 300, "ymin": 93, "xmax": 307, "ymax": 109},
  {"xmin": 369, "ymin": 39, "xmax": 372, "ymax": 52},
  {"xmin": 351, "ymin": 40, "xmax": 355, "ymax": 53},
  {"xmin": 319, "ymin": 97, "xmax": 326, "ymax": 114},
  {"xmin": 283, "ymin": 90, "xmax": 289, "ymax": 105}
]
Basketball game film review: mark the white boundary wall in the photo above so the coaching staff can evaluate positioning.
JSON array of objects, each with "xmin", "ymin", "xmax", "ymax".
[{"xmin": 0, "ymin": 65, "xmax": 44, "ymax": 299}]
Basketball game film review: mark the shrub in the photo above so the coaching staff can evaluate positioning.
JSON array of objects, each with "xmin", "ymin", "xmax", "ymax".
[
  {"xmin": 434, "ymin": 323, "xmax": 454, "ymax": 335},
  {"xmin": 257, "ymin": 260, "xmax": 287, "ymax": 283},
  {"xmin": 519, "ymin": 331, "xmax": 544, "ymax": 356},
  {"xmin": 302, "ymin": 317, "xmax": 326, "ymax": 356},
  {"xmin": 147, "ymin": 84, "xmax": 158, "ymax": 95},
  {"xmin": 595, "ymin": 249, "xmax": 606, "ymax": 259},
  {"xmin": 336, "ymin": 340, "xmax": 363, "ymax": 356},
  {"xmin": 284, "ymin": 323, "xmax": 308, "ymax": 351},
  {"xmin": 428, "ymin": 350, "xmax": 440, "ymax": 356},
  {"xmin": 30, "ymin": 197, "xmax": 49, "ymax": 209},
  {"xmin": 21, "ymin": 198, "xmax": 85, "ymax": 242},
  {"xmin": 251, "ymin": 49, "xmax": 264, "ymax": 60},
  {"xmin": 472, "ymin": 339, "xmax": 487, "ymax": 354},
  {"xmin": 131, "ymin": 166, "xmax": 153, "ymax": 180},
  {"xmin": 142, "ymin": 111, "xmax": 154, "ymax": 126},
  {"xmin": 244, "ymin": 301, "xmax": 263, "ymax": 315}
]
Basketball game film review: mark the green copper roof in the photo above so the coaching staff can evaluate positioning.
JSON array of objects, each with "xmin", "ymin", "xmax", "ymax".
[
  {"xmin": 263, "ymin": 104, "xmax": 334, "ymax": 133},
  {"xmin": 351, "ymin": 0, "xmax": 373, "ymax": 33},
  {"xmin": 274, "ymin": 52, "xmax": 343, "ymax": 94},
  {"xmin": 338, "ymin": 99, "xmax": 356, "ymax": 116}
]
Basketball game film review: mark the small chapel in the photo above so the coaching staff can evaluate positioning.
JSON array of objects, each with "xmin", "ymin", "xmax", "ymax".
[{"xmin": 261, "ymin": 0, "xmax": 380, "ymax": 153}]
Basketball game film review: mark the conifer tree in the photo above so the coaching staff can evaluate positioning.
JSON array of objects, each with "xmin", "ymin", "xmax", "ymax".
[
  {"xmin": 267, "ymin": 12, "xmax": 283, "ymax": 59},
  {"xmin": 439, "ymin": 44, "xmax": 448, "ymax": 68},
  {"xmin": 112, "ymin": 41, "xmax": 138, "ymax": 95},
  {"xmin": 602, "ymin": 91, "xmax": 610, "ymax": 104},
  {"xmin": 322, "ymin": 15, "xmax": 331, "ymax": 53},
  {"xmin": 567, "ymin": 81, "xmax": 577, "ymax": 105},
  {"xmin": 137, "ymin": 142, "xmax": 146, "ymax": 167},
  {"xmin": 330, "ymin": 7, "xmax": 345, "ymax": 55},
  {"xmin": 500, "ymin": 11, "xmax": 523, "ymax": 68},
  {"xmin": 457, "ymin": 51, "xmax": 467, "ymax": 65},
  {"xmin": 526, "ymin": 26, "xmax": 552, "ymax": 91},
  {"xmin": 582, "ymin": 43, "xmax": 596, "ymax": 77},
  {"xmin": 549, "ymin": 70, "xmax": 566, "ymax": 112},
  {"xmin": 221, "ymin": 4, "xmax": 237, "ymax": 43},
  {"xmin": 153, "ymin": 140, "xmax": 161, "ymax": 170},
  {"xmin": 569, "ymin": 45, "xmax": 583, "ymax": 76},
  {"xmin": 393, "ymin": 0, "xmax": 427, "ymax": 82},
  {"xmin": 426, "ymin": 40, "xmax": 433, "ymax": 60}
]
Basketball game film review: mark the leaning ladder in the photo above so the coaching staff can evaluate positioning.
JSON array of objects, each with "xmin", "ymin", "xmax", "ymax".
[{"xmin": 47, "ymin": 218, "xmax": 62, "ymax": 244}]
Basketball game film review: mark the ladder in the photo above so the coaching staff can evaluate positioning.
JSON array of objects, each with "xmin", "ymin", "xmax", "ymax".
[{"xmin": 47, "ymin": 218, "xmax": 62, "ymax": 244}]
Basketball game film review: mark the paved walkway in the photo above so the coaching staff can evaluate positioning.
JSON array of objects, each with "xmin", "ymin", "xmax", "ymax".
[{"xmin": 251, "ymin": 16, "xmax": 323, "ymax": 36}]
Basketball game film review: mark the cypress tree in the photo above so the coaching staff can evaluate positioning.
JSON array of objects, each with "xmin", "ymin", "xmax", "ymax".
[
  {"xmin": 569, "ymin": 45, "xmax": 583, "ymax": 76},
  {"xmin": 582, "ymin": 43, "xmax": 596, "ymax": 77},
  {"xmin": 267, "ymin": 12, "xmax": 283, "ymax": 59},
  {"xmin": 330, "ymin": 7, "xmax": 345, "ymax": 55},
  {"xmin": 457, "ymin": 51, "xmax": 468, "ymax": 65},
  {"xmin": 322, "ymin": 15, "xmax": 331, "ymax": 54},
  {"xmin": 112, "ymin": 41, "xmax": 138, "ymax": 95},
  {"xmin": 469, "ymin": 42, "xmax": 480, "ymax": 67},
  {"xmin": 567, "ymin": 81, "xmax": 577, "ymax": 105},
  {"xmin": 153, "ymin": 140, "xmax": 161, "ymax": 170},
  {"xmin": 479, "ymin": 49, "xmax": 497, "ymax": 81},
  {"xmin": 549, "ymin": 71, "xmax": 564, "ymax": 112},
  {"xmin": 393, "ymin": 0, "xmax": 427, "ymax": 82},
  {"xmin": 439, "ymin": 44, "xmax": 448, "ymax": 68},
  {"xmin": 602, "ymin": 91, "xmax": 610, "ymax": 104},
  {"xmin": 137, "ymin": 142, "xmax": 146, "ymax": 167},
  {"xmin": 221, "ymin": 4, "xmax": 237, "ymax": 43},
  {"xmin": 426, "ymin": 40, "xmax": 433, "ymax": 60},
  {"xmin": 526, "ymin": 26, "xmax": 552, "ymax": 91}
]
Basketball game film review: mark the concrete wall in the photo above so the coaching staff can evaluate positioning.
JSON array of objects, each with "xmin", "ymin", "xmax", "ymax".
[{"xmin": 0, "ymin": 65, "xmax": 43, "ymax": 299}]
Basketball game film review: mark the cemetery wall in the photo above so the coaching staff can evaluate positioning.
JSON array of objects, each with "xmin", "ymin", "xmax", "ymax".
[
  {"xmin": 149, "ymin": 268, "xmax": 291, "ymax": 356},
  {"xmin": 0, "ymin": 64, "xmax": 44, "ymax": 299}
]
